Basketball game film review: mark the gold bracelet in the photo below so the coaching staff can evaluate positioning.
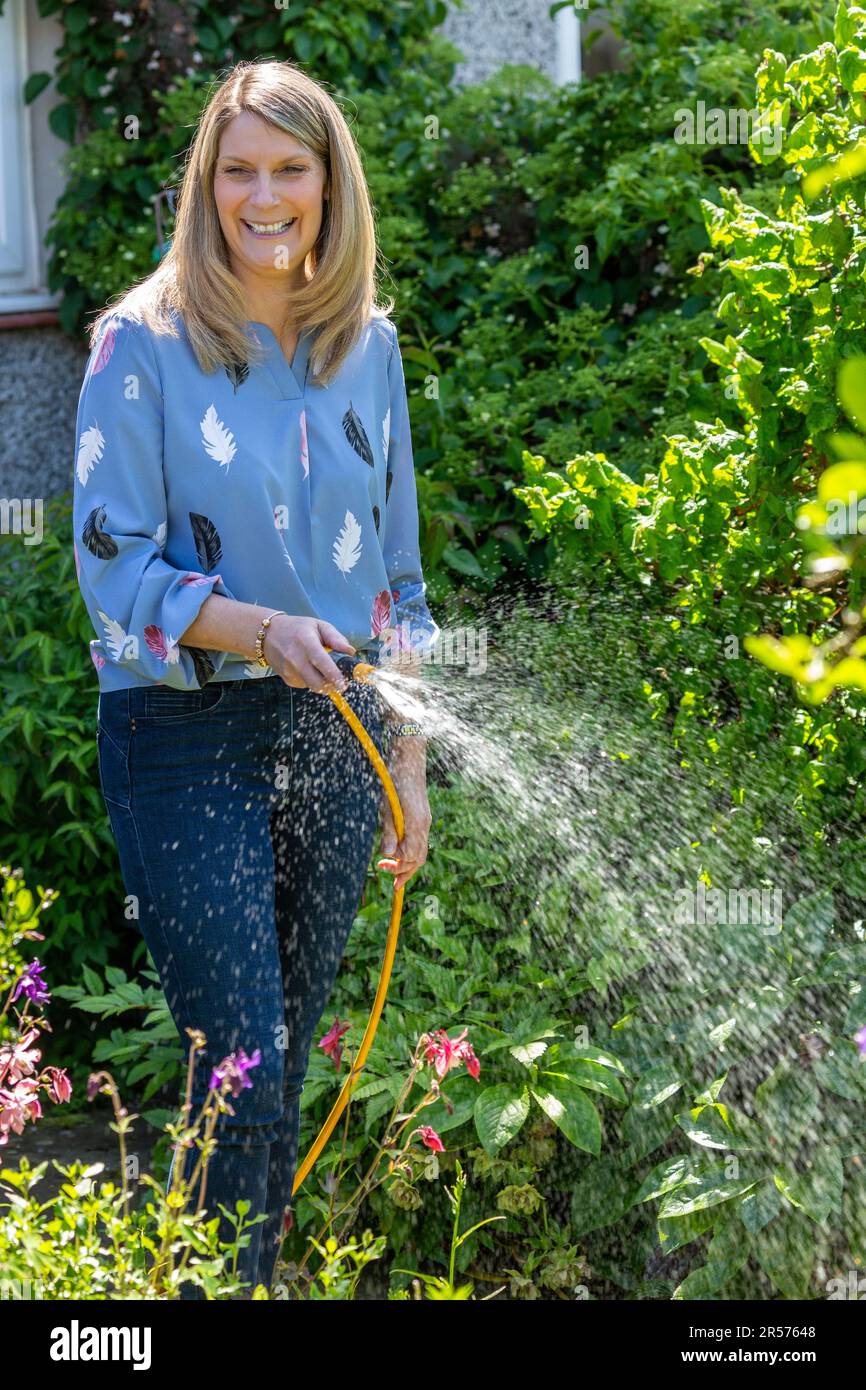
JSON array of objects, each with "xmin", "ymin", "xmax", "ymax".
[{"xmin": 254, "ymin": 609, "xmax": 287, "ymax": 668}]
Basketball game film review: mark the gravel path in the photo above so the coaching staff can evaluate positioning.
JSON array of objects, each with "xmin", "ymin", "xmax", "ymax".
[{"xmin": 1, "ymin": 1111, "xmax": 161, "ymax": 1202}]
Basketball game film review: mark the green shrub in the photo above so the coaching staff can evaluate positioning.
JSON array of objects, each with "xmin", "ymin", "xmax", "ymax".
[
  {"xmin": 30, "ymin": 1, "xmax": 831, "ymax": 616},
  {"xmin": 15, "ymin": 0, "xmax": 450, "ymax": 145},
  {"xmin": 513, "ymin": 2, "xmax": 866, "ymax": 811},
  {"xmin": 501, "ymin": 5, "xmax": 866, "ymax": 1296},
  {"xmin": 9, "ymin": 0, "xmax": 865, "ymax": 1299},
  {"xmin": 0, "ymin": 503, "xmax": 140, "ymax": 1070}
]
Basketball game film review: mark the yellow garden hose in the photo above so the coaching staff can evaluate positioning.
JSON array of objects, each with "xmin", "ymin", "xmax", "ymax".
[{"xmin": 291, "ymin": 656, "xmax": 406, "ymax": 1196}]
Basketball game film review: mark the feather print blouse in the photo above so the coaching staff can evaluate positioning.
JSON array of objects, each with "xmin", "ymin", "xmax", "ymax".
[{"xmin": 71, "ymin": 309, "xmax": 440, "ymax": 692}]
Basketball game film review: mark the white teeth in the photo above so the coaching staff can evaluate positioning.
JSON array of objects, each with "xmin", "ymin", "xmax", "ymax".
[{"xmin": 244, "ymin": 218, "xmax": 295, "ymax": 234}]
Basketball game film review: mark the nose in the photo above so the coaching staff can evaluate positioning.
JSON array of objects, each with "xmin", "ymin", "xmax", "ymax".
[{"xmin": 247, "ymin": 175, "xmax": 283, "ymax": 207}]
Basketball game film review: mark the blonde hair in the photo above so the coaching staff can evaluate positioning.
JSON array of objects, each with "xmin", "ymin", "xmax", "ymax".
[{"xmin": 87, "ymin": 59, "xmax": 395, "ymax": 387}]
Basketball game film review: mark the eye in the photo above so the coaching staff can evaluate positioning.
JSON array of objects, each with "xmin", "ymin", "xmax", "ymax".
[{"xmin": 224, "ymin": 165, "xmax": 305, "ymax": 174}]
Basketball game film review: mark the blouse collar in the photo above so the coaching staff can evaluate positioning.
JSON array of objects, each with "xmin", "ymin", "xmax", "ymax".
[{"xmin": 245, "ymin": 320, "xmax": 312, "ymax": 400}]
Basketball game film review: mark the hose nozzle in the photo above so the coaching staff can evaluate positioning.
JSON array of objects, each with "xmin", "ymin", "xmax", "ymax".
[{"xmin": 324, "ymin": 647, "xmax": 377, "ymax": 684}]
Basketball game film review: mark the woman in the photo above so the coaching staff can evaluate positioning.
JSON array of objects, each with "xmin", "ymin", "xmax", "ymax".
[{"xmin": 72, "ymin": 58, "xmax": 438, "ymax": 1296}]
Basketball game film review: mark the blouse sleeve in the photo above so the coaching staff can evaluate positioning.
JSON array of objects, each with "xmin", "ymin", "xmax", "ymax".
[
  {"xmin": 72, "ymin": 313, "xmax": 237, "ymax": 688},
  {"xmin": 382, "ymin": 324, "xmax": 440, "ymax": 659}
]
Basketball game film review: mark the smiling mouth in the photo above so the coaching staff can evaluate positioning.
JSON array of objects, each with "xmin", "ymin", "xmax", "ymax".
[{"xmin": 242, "ymin": 218, "xmax": 297, "ymax": 237}]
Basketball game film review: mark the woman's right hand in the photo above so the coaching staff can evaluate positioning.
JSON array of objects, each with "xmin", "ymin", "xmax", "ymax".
[{"xmin": 262, "ymin": 615, "xmax": 356, "ymax": 692}]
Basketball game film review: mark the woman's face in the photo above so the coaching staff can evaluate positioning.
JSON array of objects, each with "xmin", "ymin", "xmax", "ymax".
[{"xmin": 213, "ymin": 111, "xmax": 329, "ymax": 290}]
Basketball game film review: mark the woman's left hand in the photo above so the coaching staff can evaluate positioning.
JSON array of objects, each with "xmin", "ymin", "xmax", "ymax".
[{"xmin": 377, "ymin": 746, "xmax": 432, "ymax": 892}]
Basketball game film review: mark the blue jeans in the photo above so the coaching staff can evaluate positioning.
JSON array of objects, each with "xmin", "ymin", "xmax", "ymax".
[{"xmin": 95, "ymin": 673, "xmax": 386, "ymax": 1296}]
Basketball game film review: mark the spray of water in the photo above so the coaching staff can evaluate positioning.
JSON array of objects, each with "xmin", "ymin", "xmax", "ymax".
[{"xmin": 360, "ymin": 573, "xmax": 863, "ymax": 1294}]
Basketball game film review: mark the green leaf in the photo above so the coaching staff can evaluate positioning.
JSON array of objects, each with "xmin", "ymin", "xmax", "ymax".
[
  {"xmin": 633, "ymin": 1065, "xmax": 684, "ymax": 1108},
  {"xmin": 673, "ymin": 1221, "xmax": 751, "ymax": 1298},
  {"xmin": 754, "ymin": 1209, "xmax": 816, "ymax": 1297},
  {"xmin": 48, "ymin": 102, "xmax": 76, "ymax": 143},
  {"xmin": 699, "ymin": 336, "xmax": 735, "ymax": 368},
  {"xmin": 694, "ymin": 1073, "xmax": 728, "ymax": 1105},
  {"xmin": 634, "ymin": 1154, "xmax": 698, "ymax": 1204},
  {"xmin": 839, "ymin": 356, "xmax": 866, "ymax": 434},
  {"xmin": 23, "ymin": 72, "xmax": 51, "ymax": 104},
  {"xmin": 530, "ymin": 1077, "xmax": 601, "ymax": 1154},
  {"xmin": 509, "ymin": 1038, "xmax": 553, "ymax": 1067},
  {"xmin": 423, "ymin": 1074, "xmax": 481, "ymax": 1136},
  {"xmin": 839, "ymin": 45, "xmax": 866, "ymax": 93},
  {"xmin": 815, "ymin": 1044, "xmax": 866, "ymax": 1101},
  {"xmin": 566, "ymin": 1044, "xmax": 630, "ymax": 1075},
  {"xmin": 739, "ymin": 1181, "xmax": 783, "ymax": 1235},
  {"xmin": 676, "ymin": 1105, "xmax": 754, "ymax": 1151},
  {"xmin": 657, "ymin": 1207, "xmax": 717, "ymax": 1255},
  {"xmin": 818, "ymin": 460, "xmax": 866, "ymax": 506},
  {"xmin": 754, "ymin": 1064, "xmax": 821, "ymax": 1149},
  {"xmin": 545, "ymin": 1059, "xmax": 627, "ymax": 1103},
  {"xmin": 836, "ymin": 0, "xmax": 857, "ymax": 47},
  {"xmin": 73, "ymin": 997, "xmax": 114, "ymax": 1014},
  {"xmin": 658, "ymin": 1173, "xmax": 758, "ymax": 1218},
  {"xmin": 773, "ymin": 1148, "xmax": 844, "ymax": 1224},
  {"xmin": 473, "ymin": 1084, "xmax": 530, "ymax": 1153},
  {"xmin": 570, "ymin": 1154, "xmax": 639, "ymax": 1236},
  {"xmin": 350, "ymin": 1076, "xmax": 393, "ymax": 1101},
  {"xmin": 441, "ymin": 542, "xmax": 487, "ymax": 579},
  {"xmin": 64, "ymin": 5, "xmax": 90, "ymax": 36},
  {"xmin": 81, "ymin": 964, "xmax": 105, "ymax": 997},
  {"xmin": 828, "ymin": 430, "xmax": 866, "ymax": 461}
]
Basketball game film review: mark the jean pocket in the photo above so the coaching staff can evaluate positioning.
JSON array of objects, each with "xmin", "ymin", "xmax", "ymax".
[
  {"xmin": 140, "ymin": 682, "xmax": 227, "ymax": 721},
  {"xmin": 97, "ymin": 690, "xmax": 130, "ymax": 757},
  {"xmin": 97, "ymin": 723, "xmax": 131, "ymax": 809}
]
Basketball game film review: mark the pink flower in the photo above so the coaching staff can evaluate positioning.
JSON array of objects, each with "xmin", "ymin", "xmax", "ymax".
[
  {"xmin": 0, "ymin": 1078, "xmax": 42, "ymax": 1142},
  {"xmin": 0, "ymin": 1029, "xmax": 42, "ymax": 1086},
  {"xmin": 423, "ymin": 1027, "xmax": 480, "ymax": 1082},
  {"xmin": 418, "ymin": 1125, "xmax": 445, "ymax": 1153},
  {"xmin": 463, "ymin": 1051, "xmax": 480, "ymax": 1081},
  {"xmin": 44, "ymin": 1067, "xmax": 72, "ymax": 1104},
  {"xmin": 856, "ymin": 1026, "xmax": 866, "ymax": 1058},
  {"xmin": 318, "ymin": 1016, "xmax": 351, "ymax": 1070}
]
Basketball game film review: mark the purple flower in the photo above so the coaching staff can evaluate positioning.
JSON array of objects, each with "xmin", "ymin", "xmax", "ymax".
[
  {"xmin": 210, "ymin": 1047, "xmax": 261, "ymax": 1097},
  {"xmin": 12, "ymin": 959, "xmax": 50, "ymax": 1006},
  {"xmin": 855, "ymin": 1026, "xmax": 866, "ymax": 1058},
  {"xmin": 86, "ymin": 1072, "xmax": 106, "ymax": 1102}
]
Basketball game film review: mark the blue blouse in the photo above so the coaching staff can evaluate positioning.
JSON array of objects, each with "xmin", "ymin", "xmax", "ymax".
[{"xmin": 71, "ymin": 308, "xmax": 440, "ymax": 691}]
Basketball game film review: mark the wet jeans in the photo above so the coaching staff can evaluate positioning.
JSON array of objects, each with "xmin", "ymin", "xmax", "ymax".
[{"xmin": 95, "ymin": 673, "xmax": 386, "ymax": 1297}]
